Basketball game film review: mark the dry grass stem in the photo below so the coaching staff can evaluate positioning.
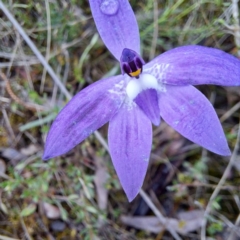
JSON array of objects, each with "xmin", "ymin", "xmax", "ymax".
[
  {"xmin": 0, "ymin": 1, "xmax": 72, "ymax": 100},
  {"xmin": 139, "ymin": 189, "xmax": 182, "ymax": 240}
]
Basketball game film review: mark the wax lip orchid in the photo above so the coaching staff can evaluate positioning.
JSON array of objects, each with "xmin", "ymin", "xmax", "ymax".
[{"xmin": 43, "ymin": 0, "xmax": 240, "ymax": 201}]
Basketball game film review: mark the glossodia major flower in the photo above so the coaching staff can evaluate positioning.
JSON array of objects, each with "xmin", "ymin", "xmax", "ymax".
[{"xmin": 43, "ymin": 0, "xmax": 240, "ymax": 201}]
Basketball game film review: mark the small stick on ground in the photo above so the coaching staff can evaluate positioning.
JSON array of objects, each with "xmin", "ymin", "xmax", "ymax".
[
  {"xmin": 139, "ymin": 189, "xmax": 182, "ymax": 240},
  {"xmin": 0, "ymin": 72, "xmax": 46, "ymax": 112}
]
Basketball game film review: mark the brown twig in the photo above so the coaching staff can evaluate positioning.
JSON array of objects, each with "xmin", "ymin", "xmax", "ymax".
[{"xmin": 0, "ymin": 71, "xmax": 45, "ymax": 112}]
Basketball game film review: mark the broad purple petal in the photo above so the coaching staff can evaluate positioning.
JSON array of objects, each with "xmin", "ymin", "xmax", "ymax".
[
  {"xmin": 134, "ymin": 89, "xmax": 160, "ymax": 126},
  {"xmin": 43, "ymin": 75, "xmax": 125, "ymax": 160},
  {"xmin": 89, "ymin": 0, "xmax": 140, "ymax": 61},
  {"xmin": 145, "ymin": 45, "xmax": 240, "ymax": 86},
  {"xmin": 159, "ymin": 85, "xmax": 230, "ymax": 156},
  {"xmin": 108, "ymin": 103, "xmax": 152, "ymax": 201}
]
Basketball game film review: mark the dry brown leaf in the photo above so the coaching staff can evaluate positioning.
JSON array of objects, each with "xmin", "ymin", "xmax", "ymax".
[
  {"xmin": 94, "ymin": 157, "xmax": 108, "ymax": 211},
  {"xmin": 121, "ymin": 210, "xmax": 204, "ymax": 235},
  {"xmin": 42, "ymin": 202, "xmax": 61, "ymax": 219},
  {"xmin": 121, "ymin": 216, "xmax": 163, "ymax": 234},
  {"xmin": 0, "ymin": 148, "xmax": 26, "ymax": 165},
  {"xmin": 177, "ymin": 210, "xmax": 204, "ymax": 234},
  {"xmin": 20, "ymin": 144, "xmax": 39, "ymax": 156}
]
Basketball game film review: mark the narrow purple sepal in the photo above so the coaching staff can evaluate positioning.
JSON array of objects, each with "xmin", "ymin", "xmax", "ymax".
[
  {"xmin": 146, "ymin": 45, "xmax": 240, "ymax": 86},
  {"xmin": 89, "ymin": 0, "xmax": 140, "ymax": 61},
  {"xmin": 108, "ymin": 103, "xmax": 152, "ymax": 201},
  {"xmin": 43, "ymin": 75, "xmax": 125, "ymax": 160},
  {"xmin": 159, "ymin": 85, "xmax": 231, "ymax": 156},
  {"xmin": 134, "ymin": 89, "xmax": 160, "ymax": 126}
]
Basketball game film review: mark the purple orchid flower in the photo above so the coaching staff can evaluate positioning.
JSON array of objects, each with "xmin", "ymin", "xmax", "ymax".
[{"xmin": 43, "ymin": 0, "xmax": 240, "ymax": 201}]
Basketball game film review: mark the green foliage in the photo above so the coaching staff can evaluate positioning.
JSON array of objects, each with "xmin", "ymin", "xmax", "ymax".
[
  {"xmin": 20, "ymin": 204, "xmax": 37, "ymax": 217},
  {"xmin": 207, "ymin": 219, "xmax": 224, "ymax": 236}
]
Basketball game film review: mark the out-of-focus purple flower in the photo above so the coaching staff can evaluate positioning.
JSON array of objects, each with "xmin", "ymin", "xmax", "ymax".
[{"xmin": 43, "ymin": 0, "xmax": 240, "ymax": 201}]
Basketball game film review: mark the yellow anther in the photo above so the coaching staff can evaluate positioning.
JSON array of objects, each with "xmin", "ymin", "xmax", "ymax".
[{"xmin": 129, "ymin": 69, "xmax": 141, "ymax": 77}]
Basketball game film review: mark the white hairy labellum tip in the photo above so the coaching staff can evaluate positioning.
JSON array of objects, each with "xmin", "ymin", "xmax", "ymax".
[{"xmin": 126, "ymin": 73, "xmax": 158, "ymax": 100}]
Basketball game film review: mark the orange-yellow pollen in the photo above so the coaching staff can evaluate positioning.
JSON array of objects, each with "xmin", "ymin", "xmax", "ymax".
[{"xmin": 129, "ymin": 68, "xmax": 142, "ymax": 77}]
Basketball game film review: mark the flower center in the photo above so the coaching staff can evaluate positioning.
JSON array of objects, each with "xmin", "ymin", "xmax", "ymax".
[
  {"xmin": 120, "ymin": 48, "xmax": 145, "ymax": 78},
  {"xmin": 126, "ymin": 73, "xmax": 159, "ymax": 100}
]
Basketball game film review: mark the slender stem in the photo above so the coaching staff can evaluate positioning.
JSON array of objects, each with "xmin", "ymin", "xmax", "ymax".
[
  {"xmin": 232, "ymin": 0, "xmax": 240, "ymax": 55},
  {"xmin": 139, "ymin": 189, "xmax": 182, "ymax": 240}
]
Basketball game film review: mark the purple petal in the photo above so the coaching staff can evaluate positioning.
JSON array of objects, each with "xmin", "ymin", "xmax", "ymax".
[
  {"xmin": 43, "ymin": 75, "xmax": 125, "ymax": 160},
  {"xmin": 134, "ymin": 89, "xmax": 160, "ymax": 126},
  {"xmin": 145, "ymin": 45, "xmax": 240, "ymax": 86},
  {"xmin": 159, "ymin": 85, "xmax": 231, "ymax": 156},
  {"xmin": 108, "ymin": 103, "xmax": 152, "ymax": 201},
  {"xmin": 89, "ymin": 0, "xmax": 140, "ymax": 61}
]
